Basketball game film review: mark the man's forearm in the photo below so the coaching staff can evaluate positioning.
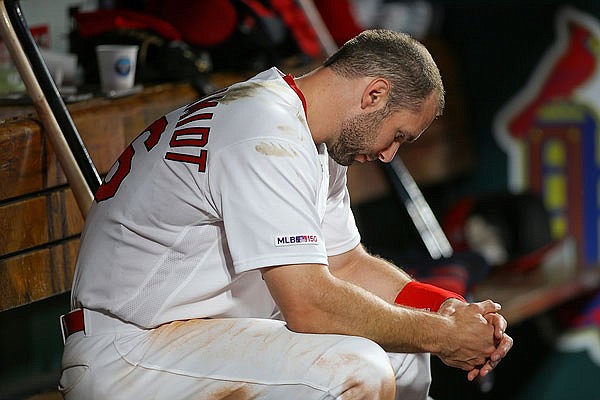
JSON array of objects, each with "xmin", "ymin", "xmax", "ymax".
[
  {"xmin": 263, "ymin": 262, "xmax": 454, "ymax": 354},
  {"xmin": 328, "ymin": 244, "xmax": 414, "ymax": 304}
]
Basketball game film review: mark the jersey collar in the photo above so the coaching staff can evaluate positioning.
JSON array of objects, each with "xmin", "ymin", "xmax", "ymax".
[{"xmin": 283, "ymin": 74, "xmax": 307, "ymax": 116}]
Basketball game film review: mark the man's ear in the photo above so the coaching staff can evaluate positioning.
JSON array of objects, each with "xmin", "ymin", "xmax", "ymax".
[{"xmin": 361, "ymin": 78, "xmax": 390, "ymax": 110}]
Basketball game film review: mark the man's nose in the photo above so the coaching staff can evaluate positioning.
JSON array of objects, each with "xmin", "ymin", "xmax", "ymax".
[{"xmin": 378, "ymin": 141, "xmax": 401, "ymax": 163}]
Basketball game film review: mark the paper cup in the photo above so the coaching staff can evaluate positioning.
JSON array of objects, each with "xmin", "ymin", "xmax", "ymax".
[{"xmin": 96, "ymin": 45, "xmax": 138, "ymax": 93}]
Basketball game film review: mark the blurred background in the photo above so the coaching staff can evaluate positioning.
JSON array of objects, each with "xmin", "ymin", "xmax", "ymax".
[{"xmin": 2, "ymin": 0, "xmax": 600, "ymax": 399}]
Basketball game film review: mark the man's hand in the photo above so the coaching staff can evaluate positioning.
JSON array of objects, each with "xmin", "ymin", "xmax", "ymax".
[
  {"xmin": 439, "ymin": 299, "xmax": 513, "ymax": 381},
  {"xmin": 467, "ymin": 312, "xmax": 513, "ymax": 381}
]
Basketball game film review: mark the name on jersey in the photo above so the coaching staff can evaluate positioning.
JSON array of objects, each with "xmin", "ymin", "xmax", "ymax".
[
  {"xmin": 275, "ymin": 234, "xmax": 319, "ymax": 246},
  {"xmin": 95, "ymin": 88, "xmax": 228, "ymax": 201}
]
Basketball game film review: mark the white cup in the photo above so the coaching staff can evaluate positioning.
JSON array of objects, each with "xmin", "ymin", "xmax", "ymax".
[{"xmin": 95, "ymin": 45, "xmax": 138, "ymax": 93}]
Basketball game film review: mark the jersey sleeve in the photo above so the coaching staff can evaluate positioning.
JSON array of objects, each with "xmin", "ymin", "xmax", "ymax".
[
  {"xmin": 322, "ymin": 159, "xmax": 361, "ymax": 256},
  {"xmin": 207, "ymin": 138, "xmax": 329, "ymax": 274}
]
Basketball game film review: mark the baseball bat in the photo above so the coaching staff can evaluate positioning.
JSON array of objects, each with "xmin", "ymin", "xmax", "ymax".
[
  {"xmin": 0, "ymin": 0, "xmax": 100, "ymax": 217},
  {"xmin": 387, "ymin": 157, "xmax": 454, "ymax": 259}
]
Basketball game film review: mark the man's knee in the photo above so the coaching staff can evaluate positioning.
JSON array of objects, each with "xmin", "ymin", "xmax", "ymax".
[
  {"xmin": 388, "ymin": 352, "xmax": 432, "ymax": 399},
  {"xmin": 326, "ymin": 336, "xmax": 396, "ymax": 400}
]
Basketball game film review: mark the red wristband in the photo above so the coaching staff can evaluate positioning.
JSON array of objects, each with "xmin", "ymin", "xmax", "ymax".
[{"xmin": 394, "ymin": 281, "xmax": 466, "ymax": 312}]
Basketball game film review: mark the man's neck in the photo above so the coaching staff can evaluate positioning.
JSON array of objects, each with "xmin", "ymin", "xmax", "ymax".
[{"xmin": 294, "ymin": 67, "xmax": 348, "ymax": 147}]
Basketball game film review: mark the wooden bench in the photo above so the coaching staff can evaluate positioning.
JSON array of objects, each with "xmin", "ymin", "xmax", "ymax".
[{"xmin": 472, "ymin": 263, "xmax": 600, "ymax": 325}]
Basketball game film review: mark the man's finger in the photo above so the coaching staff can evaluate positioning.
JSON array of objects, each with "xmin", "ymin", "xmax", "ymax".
[
  {"xmin": 477, "ymin": 299, "xmax": 502, "ymax": 314},
  {"xmin": 485, "ymin": 313, "xmax": 507, "ymax": 340},
  {"xmin": 480, "ymin": 357, "xmax": 501, "ymax": 376},
  {"xmin": 491, "ymin": 334, "xmax": 514, "ymax": 362},
  {"xmin": 467, "ymin": 368, "xmax": 481, "ymax": 381}
]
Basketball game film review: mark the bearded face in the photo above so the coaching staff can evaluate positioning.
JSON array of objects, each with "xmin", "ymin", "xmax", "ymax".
[{"xmin": 328, "ymin": 107, "xmax": 389, "ymax": 166}]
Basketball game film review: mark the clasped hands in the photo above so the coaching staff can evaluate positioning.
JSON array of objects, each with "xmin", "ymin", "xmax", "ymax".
[{"xmin": 438, "ymin": 298, "xmax": 514, "ymax": 381}]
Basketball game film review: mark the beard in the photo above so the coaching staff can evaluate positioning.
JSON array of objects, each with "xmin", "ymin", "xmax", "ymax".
[{"xmin": 328, "ymin": 107, "xmax": 389, "ymax": 166}]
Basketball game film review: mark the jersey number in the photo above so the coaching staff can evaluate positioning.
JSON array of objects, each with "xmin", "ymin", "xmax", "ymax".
[{"xmin": 95, "ymin": 92, "xmax": 223, "ymax": 202}]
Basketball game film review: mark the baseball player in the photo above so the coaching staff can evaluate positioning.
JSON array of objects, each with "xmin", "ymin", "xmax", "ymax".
[{"xmin": 59, "ymin": 29, "xmax": 512, "ymax": 399}]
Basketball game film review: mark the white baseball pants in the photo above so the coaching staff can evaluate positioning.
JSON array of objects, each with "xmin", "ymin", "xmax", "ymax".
[{"xmin": 59, "ymin": 309, "xmax": 432, "ymax": 399}]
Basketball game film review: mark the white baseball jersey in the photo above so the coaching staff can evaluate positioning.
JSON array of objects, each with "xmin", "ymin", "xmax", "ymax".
[{"xmin": 71, "ymin": 67, "xmax": 361, "ymax": 328}]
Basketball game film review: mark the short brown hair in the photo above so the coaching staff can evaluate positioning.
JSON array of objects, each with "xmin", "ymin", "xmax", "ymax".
[{"xmin": 323, "ymin": 29, "xmax": 445, "ymax": 116}]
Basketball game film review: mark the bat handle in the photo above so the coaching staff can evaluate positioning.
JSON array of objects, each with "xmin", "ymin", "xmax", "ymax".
[{"xmin": 0, "ymin": 0, "xmax": 100, "ymax": 216}]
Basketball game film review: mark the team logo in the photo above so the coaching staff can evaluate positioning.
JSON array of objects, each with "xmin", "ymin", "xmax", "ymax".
[
  {"xmin": 114, "ymin": 58, "xmax": 131, "ymax": 76},
  {"xmin": 494, "ymin": 6, "xmax": 600, "ymax": 264},
  {"xmin": 275, "ymin": 234, "xmax": 319, "ymax": 246}
]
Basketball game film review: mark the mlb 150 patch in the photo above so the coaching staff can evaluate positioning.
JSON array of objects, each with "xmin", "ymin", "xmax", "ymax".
[{"xmin": 275, "ymin": 234, "xmax": 319, "ymax": 246}]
